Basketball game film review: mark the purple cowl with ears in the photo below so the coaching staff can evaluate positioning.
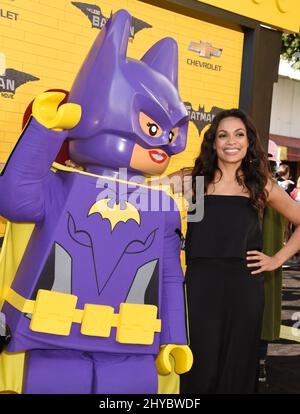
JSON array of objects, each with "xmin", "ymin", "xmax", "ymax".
[{"xmin": 67, "ymin": 9, "xmax": 188, "ymax": 175}]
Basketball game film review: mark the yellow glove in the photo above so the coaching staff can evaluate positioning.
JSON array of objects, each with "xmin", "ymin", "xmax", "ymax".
[
  {"xmin": 32, "ymin": 92, "xmax": 81, "ymax": 131},
  {"xmin": 156, "ymin": 344, "xmax": 193, "ymax": 375}
]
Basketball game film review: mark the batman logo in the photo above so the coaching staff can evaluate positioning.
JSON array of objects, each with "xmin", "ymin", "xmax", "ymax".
[
  {"xmin": 184, "ymin": 102, "xmax": 224, "ymax": 135},
  {"xmin": 0, "ymin": 68, "xmax": 39, "ymax": 97},
  {"xmin": 88, "ymin": 199, "xmax": 141, "ymax": 231},
  {"xmin": 72, "ymin": 2, "xmax": 152, "ymax": 39}
]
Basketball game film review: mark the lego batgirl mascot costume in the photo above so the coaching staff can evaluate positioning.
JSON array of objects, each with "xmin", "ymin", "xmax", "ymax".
[{"xmin": 0, "ymin": 10, "xmax": 192, "ymax": 393}]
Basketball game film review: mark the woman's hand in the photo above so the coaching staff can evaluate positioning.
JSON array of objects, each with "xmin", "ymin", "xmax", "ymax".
[
  {"xmin": 246, "ymin": 250, "xmax": 282, "ymax": 275},
  {"xmin": 65, "ymin": 159, "xmax": 85, "ymax": 171}
]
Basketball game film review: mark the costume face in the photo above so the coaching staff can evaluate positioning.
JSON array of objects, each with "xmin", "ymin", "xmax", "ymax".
[
  {"xmin": 214, "ymin": 116, "xmax": 249, "ymax": 165},
  {"xmin": 67, "ymin": 11, "xmax": 188, "ymax": 176}
]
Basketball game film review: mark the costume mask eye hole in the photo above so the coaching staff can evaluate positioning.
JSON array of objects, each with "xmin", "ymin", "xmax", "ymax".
[
  {"xmin": 139, "ymin": 112, "xmax": 162, "ymax": 138},
  {"xmin": 169, "ymin": 127, "xmax": 179, "ymax": 143},
  {"xmin": 147, "ymin": 122, "xmax": 159, "ymax": 137}
]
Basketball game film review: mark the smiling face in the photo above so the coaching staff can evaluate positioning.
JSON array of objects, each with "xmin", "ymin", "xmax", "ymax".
[
  {"xmin": 214, "ymin": 116, "xmax": 249, "ymax": 166},
  {"xmin": 130, "ymin": 112, "xmax": 179, "ymax": 175}
]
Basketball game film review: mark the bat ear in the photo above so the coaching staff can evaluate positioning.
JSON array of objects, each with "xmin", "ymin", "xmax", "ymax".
[
  {"xmin": 141, "ymin": 37, "xmax": 178, "ymax": 88},
  {"xmin": 103, "ymin": 9, "xmax": 131, "ymax": 64},
  {"xmin": 84, "ymin": 9, "xmax": 131, "ymax": 68}
]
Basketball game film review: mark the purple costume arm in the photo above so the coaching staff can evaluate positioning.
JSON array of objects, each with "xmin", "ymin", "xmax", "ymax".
[
  {"xmin": 160, "ymin": 207, "xmax": 188, "ymax": 345},
  {"xmin": 0, "ymin": 117, "xmax": 67, "ymax": 223}
]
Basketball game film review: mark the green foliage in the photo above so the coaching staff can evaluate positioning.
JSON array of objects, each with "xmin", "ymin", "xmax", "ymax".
[{"xmin": 281, "ymin": 33, "xmax": 300, "ymax": 70}]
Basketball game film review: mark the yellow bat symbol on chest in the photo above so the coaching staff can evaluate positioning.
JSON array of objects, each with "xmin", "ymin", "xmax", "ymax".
[{"xmin": 88, "ymin": 199, "xmax": 141, "ymax": 231}]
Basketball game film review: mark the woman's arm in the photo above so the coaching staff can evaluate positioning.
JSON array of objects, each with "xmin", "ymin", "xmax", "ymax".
[
  {"xmin": 149, "ymin": 167, "xmax": 193, "ymax": 196},
  {"xmin": 247, "ymin": 179, "xmax": 300, "ymax": 274}
]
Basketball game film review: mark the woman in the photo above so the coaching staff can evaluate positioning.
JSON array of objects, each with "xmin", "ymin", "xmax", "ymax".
[{"xmin": 180, "ymin": 108, "xmax": 300, "ymax": 394}]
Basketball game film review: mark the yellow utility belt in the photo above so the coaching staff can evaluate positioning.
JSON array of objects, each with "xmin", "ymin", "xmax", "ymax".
[{"xmin": 6, "ymin": 288, "xmax": 161, "ymax": 345}]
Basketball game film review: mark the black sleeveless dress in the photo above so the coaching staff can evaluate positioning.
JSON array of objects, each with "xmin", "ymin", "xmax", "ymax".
[{"xmin": 180, "ymin": 195, "xmax": 265, "ymax": 394}]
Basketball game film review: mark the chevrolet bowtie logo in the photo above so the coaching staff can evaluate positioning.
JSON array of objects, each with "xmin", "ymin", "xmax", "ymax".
[{"xmin": 188, "ymin": 41, "xmax": 222, "ymax": 59}]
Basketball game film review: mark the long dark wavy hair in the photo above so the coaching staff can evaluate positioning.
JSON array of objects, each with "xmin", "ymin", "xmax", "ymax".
[{"xmin": 192, "ymin": 108, "xmax": 271, "ymax": 214}]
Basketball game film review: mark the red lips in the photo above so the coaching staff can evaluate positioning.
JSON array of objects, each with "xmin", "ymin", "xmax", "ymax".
[{"xmin": 148, "ymin": 150, "xmax": 168, "ymax": 164}]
